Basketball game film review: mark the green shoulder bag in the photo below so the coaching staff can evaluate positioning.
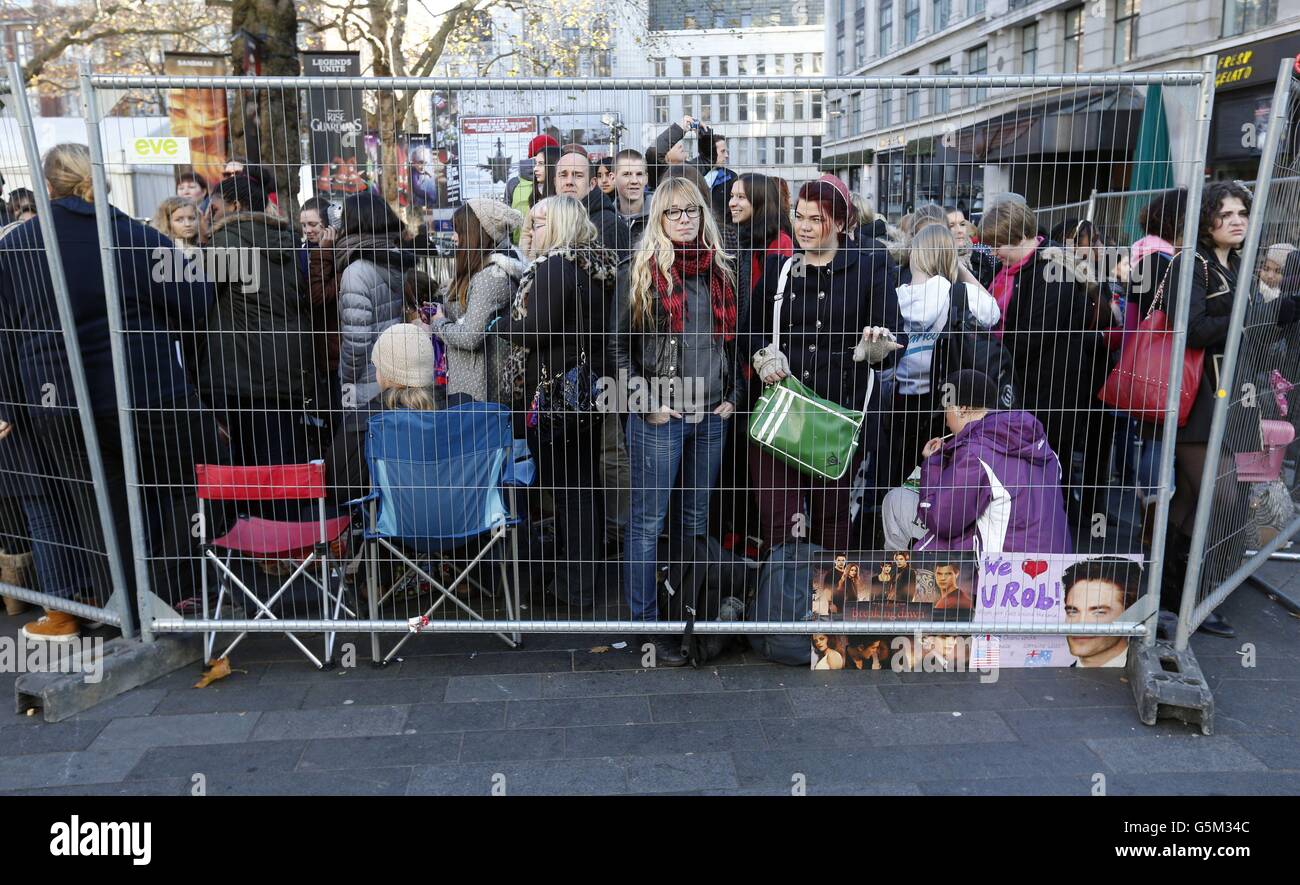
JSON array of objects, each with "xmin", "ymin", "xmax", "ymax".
[{"xmin": 748, "ymin": 256, "xmax": 873, "ymax": 481}]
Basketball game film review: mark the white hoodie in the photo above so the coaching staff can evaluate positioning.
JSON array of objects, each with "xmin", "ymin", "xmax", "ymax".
[{"xmin": 893, "ymin": 275, "xmax": 1000, "ymax": 395}]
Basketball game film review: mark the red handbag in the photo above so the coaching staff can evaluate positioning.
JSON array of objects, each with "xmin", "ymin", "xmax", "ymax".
[{"xmin": 1097, "ymin": 254, "xmax": 1206, "ymax": 427}]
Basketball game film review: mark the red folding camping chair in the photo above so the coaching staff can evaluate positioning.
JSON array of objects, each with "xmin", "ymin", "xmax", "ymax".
[{"xmin": 195, "ymin": 462, "xmax": 353, "ymax": 668}]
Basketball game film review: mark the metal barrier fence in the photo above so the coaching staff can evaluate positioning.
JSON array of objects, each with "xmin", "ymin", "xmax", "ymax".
[
  {"xmin": 2, "ymin": 70, "xmax": 1221, "ymax": 681},
  {"xmin": 0, "ymin": 64, "xmax": 138, "ymax": 636},
  {"xmin": 1176, "ymin": 59, "xmax": 1300, "ymax": 644}
]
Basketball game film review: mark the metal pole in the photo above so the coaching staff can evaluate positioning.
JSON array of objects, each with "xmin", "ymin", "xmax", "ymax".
[
  {"xmin": 77, "ymin": 64, "xmax": 157, "ymax": 642},
  {"xmin": 4, "ymin": 62, "xmax": 136, "ymax": 640},
  {"xmin": 1142, "ymin": 61, "xmax": 1215, "ymax": 649},
  {"xmin": 1174, "ymin": 57, "xmax": 1293, "ymax": 651}
]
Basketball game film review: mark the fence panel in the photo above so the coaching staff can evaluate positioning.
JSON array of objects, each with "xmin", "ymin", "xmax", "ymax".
[
  {"xmin": 0, "ymin": 64, "xmax": 139, "ymax": 635},
  {"xmin": 72, "ymin": 71, "xmax": 1213, "ymax": 675},
  {"xmin": 1175, "ymin": 59, "xmax": 1300, "ymax": 644}
]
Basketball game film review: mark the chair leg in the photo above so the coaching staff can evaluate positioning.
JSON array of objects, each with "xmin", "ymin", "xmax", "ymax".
[
  {"xmin": 510, "ymin": 525, "xmax": 524, "ymax": 647},
  {"xmin": 366, "ymin": 539, "xmax": 381, "ymax": 666}
]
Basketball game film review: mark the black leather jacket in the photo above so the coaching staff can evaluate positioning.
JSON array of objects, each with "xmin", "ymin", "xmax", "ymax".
[{"xmin": 610, "ymin": 261, "xmax": 743, "ymax": 412}]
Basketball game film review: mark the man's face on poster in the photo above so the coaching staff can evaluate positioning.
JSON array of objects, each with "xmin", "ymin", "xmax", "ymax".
[
  {"xmin": 1064, "ymin": 579, "xmax": 1128, "ymax": 663},
  {"xmin": 922, "ymin": 635, "xmax": 965, "ymax": 670},
  {"xmin": 935, "ymin": 564, "xmax": 959, "ymax": 594}
]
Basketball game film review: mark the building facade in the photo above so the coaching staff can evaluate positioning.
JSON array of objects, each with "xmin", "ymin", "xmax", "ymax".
[
  {"xmin": 640, "ymin": 0, "xmax": 828, "ymax": 189},
  {"xmin": 822, "ymin": 0, "xmax": 1300, "ymax": 220}
]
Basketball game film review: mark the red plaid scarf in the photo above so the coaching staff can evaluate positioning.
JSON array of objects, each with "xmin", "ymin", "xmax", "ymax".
[{"xmin": 651, "ymin": 239, "xmax": 737, "ymax": 342}]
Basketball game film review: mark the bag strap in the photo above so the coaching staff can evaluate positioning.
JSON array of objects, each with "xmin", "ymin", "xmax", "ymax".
[
  {"xmin": 769, "ymin": 256, "xmax": 798, "ymax": 352},
  {"xmin": 1147, "ymin": 252, "xmax": 1208, "ymax": 320}
]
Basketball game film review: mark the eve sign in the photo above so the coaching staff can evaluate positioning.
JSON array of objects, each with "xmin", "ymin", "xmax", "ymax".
[{"xmin": 127, "ymin": 136, "xmax": 191, "ymax": 164}]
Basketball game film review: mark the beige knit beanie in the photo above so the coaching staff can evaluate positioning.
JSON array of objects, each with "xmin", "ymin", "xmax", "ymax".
[
  {"xmin": 467, "ymin": 197, "xmax": 523, "ymax": 244},
  {"xmin": 371, "ymin": 323, "xmax": 435, "ymax": 388}
]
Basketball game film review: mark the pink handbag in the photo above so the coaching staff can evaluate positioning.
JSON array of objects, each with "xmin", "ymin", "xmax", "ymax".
[{"xmin": 1235, "ymin": 419, "xmax": 1296, "ymax": 483}]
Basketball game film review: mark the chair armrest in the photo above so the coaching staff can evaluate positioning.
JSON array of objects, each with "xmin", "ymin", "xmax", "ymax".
[
  {"xmin": 341, "ymin": 491, "xmax": 380, "ymax": 510},
  {"xmin": 502, "ymin": 439, "xmax": 536, "ymax": 487}
]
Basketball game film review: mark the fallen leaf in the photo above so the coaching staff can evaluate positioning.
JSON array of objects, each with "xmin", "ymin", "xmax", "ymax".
[
  {"xmin": 589, "ymin": 645, "xmax": 611, "ymax": 654},
  {"xmin": 194, "ymin": 657, "xmax": 237, "ymax": 689}
]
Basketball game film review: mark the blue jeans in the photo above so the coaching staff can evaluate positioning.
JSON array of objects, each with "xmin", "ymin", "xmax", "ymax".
[{"xmin": 624, "ymin": 412, "xmax": 726, "ymax": 622}]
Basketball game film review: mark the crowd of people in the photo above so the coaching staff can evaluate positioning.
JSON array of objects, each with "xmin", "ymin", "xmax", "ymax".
[{"xmin": 0, "ymin": 116, "xmax": 1288, "ymax": 666}]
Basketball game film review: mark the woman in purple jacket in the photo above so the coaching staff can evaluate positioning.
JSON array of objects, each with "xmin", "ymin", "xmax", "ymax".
[{"xmin": 882, "ymin": 369, "xmax": 1073, "ymax": 555}]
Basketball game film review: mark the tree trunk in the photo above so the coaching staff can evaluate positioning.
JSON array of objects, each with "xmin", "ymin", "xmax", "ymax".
[{"xmin": 232, "ymin": 0, "xmax": 302, "ymax": 215}]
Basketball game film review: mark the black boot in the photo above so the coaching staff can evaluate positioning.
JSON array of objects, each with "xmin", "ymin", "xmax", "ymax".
[
  {"xmin": 1197, "ymin": 611, "xmax": 1236, "ymax": 638},
  {"xmin": 639, "ymin": 634, "xmax": 688, "ymax": 667}
]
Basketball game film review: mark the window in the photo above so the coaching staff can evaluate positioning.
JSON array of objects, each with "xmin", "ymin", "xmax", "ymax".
[
  {"xmin": 794, "ymin": 137, "xmax": 806, "ymax": 165},
  {"xmin": 756, "ymin": 92, "xmax": 768, "ymax": 120},
  {"xmin": 879, "ymin": 89, "xmax": 893, "ymax": 127},
  {"xmin": 813, "ymin": 53, "xmax": 824, "ymax": 73},
  {"xmin": 1021, "ymin": 22, "xmax": 1037, "ymax": 75},
  {"xmin": 968, "ymin": 0, "xmax": 985, "ymax": 12},
  {"xmin": 812, "ymin": 135, "xmax": 822, "ymax": 163},
  {"xmin": 14, "ymin": 29, "xmax": 32, "ymax": 66},
  {"xmin": 795, "ymin": 53, "xmax": 805, "ymax": 75},
  {"xmin": 594, "ymin": 50, "xmax": 612, "ymax": 77},
  {"xmin": 904, "ymin": 0, "xmax": 920, "ymax": 44},
  {"xmin": 683, "ymin": 94, "xmax": 695, "ymax": 117},
  {"xmin": 812, "ymin": 93, "xmax": 823, "ymax": 118},
  {"xmin": 736, "ymin": 138, "xmax": 749, "ymax": 166},
  {"xmin": 932, "ymin": 65, "xmax": 954, "ymax": 114},
  {"xmin": 932, "ymin": 0, "xmax": 950, "ymax": 31},
  {"xmin": 774, "ymin": 54, "xmax": 785, "ymax": 75},
  {"xmin": 738, "ymin": 93, "xmax": 749, "ymax": 121},
  {"xmin": 853, "ymin": 91, "xmax": 865, "ymax": 130},
  {"xmin": 719, "ymin": 56, "xmax": 729, "ymax": 76},
  {"xmin": 718, "ymin": 94, "xmax": 730, "ymax": 122},
  {"xmin": 775, "ymin": 137, "xmax": 787, "ymax": 164},
  {"xmin": 757, "ymin": 138, "xmax": 769, "ymax": 164},
  {"xmin": 756, "ymin": 55, "xmax": 767, "ymax": 74},
  {"xmin": 681, "ymin": 56, "xmax": 692, "ymax": 76},
  {"xmin": 1064, "ymin": 6, "xmax": 1084, "ymax": 74},
  {"xmin": 653, "ymin": 58, "xmax": 666, "ymax": 77},
  {"xmin": 904, "ymin": 71, "xmax": 920, "ymax": 121},
  {"xmin": 1114, "ymin": 0, "xmax": 1140, "ymax": 65},
  {"xmin": 829, "ymin": 98, "xmax": 843, "ymax": 138},
  {"xmin": 968, "ymin": 44, "xmax": 987, "ymax": 104},
  {"xmin": 699, "ymin": 94, "xmax": 713, "ymax": 122},
  {"xmin": 653, "ymin": 95, "xmax": 670, "ymax": 124},
  {"xmin": 701, "ymin": 57, "xmax": 711, "ymax": 77},
  {"xmin": 775, "ymin": 92, "xmax": 786, "ymax": 120},
  {"xmin": 876, "ymin": 1, "xmax": 891, "ymax": 57},
  {"xmin": 738, "ymin": 55, "xmax": 748, "ymax": 75},
  {"xmin": 794, "ymin": 92, "xmax": 805, "ymax": 120},
  {"xmin": 836, "ymin": 29, "xmax": 847, "ymax": 73},
  {"xmin": 1223, "ymin": 0, "xmax": 1278, "ymax": 37}
]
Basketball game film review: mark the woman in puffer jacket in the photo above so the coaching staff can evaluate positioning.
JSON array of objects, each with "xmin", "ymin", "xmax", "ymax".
[
  {"xmin": 429, "ymin": 198, "xmax": 525, "ymax": 403},
  {"xmin": 336, "ymin": 192, "xmax": 418, "ymax": 409},
  {"xmin": 885, "ymin": 222, "xmax": 1000, "ymax": 487}
]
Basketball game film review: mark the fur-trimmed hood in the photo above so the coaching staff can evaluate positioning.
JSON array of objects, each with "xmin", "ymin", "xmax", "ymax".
[
  {"xmin": 879, "ymin": 223, "xmax": 909, "ymax": 265},
  {"xmin": 1036, "ymin": 244, "xmax": 1099, "ymax": 292},
  {"xmin": 481, "ymin": 250, "xmax": 527, "ymax": 282},
  {"xmin": 208, "ymin": 209, "xmax": 293, "ymax": 238},
  {"xmin": 511, "ymin": 242, "xmax": 619, "ymax": 319},
  {"xmin": 207, "ymin": 210, "xmax": 298, "ymax": 258}
]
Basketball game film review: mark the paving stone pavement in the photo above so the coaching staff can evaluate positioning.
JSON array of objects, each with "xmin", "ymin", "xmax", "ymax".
[{"xmin": 1, "ymin": 563, "xmax": 1297, "ymax": 796}]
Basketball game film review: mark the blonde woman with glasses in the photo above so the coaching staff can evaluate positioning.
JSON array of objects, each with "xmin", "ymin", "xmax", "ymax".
[{"xmin": 610, "ymin": 177, "xmax": 743, "ymax": 666}]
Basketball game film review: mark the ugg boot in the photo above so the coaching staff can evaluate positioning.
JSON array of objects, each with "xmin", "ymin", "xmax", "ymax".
[{"xmin": 0, "ymin": 549, "xmax": 32, "ymax": 616}]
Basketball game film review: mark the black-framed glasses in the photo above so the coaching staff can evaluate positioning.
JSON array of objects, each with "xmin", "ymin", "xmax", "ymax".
[{"xmin": 665, "ymin": 206, "xmax": 702, "ymax": 221}]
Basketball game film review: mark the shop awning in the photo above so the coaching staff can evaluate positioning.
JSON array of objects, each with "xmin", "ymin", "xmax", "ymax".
[{"xmin": 946, "ymin": 87, "xmax": 1146, "ymax": 162}]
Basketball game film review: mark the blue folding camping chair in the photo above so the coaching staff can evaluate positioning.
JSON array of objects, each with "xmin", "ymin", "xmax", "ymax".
[{"xmin": 357, "ymin": 402, "xmax": 534, "ymax": 664}]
